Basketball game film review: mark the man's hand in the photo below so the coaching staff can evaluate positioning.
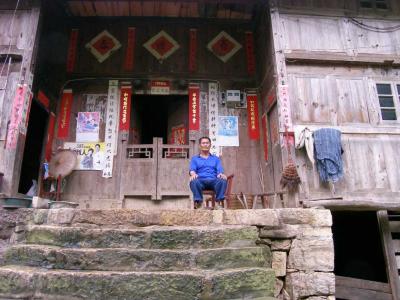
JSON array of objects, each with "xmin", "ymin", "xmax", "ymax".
[
  {"xmin": 217, "ymin": 173, "xmax": 227, "ymax": 180},
  {"xmin": 190, "ymin": 171, "xmax": 198, "ymax": 181}
]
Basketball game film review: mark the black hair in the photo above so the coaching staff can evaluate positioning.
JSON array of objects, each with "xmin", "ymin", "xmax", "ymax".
[
  {"xmin": 198, "ymin": 136, "xmax": 211, "ymax": 143},
  {"xmin": 95, "ymin": 144, "xmax": 100, "ymax": 148}
]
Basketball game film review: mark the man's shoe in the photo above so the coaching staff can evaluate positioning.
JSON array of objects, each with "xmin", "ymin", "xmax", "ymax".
[
  {"xmin": 194, "ymin": 202, "xmax": 203, "ymax": 209},
  {"xmin": 214, "ymin": 203, "xmax": 225, "ymax": 210}
]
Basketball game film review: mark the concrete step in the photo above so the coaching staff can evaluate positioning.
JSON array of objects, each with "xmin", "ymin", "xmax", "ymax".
[
  {"xmin": 0, "ymin": 265, "xmax": 276, "ymax": 300},
  {"xmin": 25, "ymin": 225, "xmax": 259, "ymax": 249},
  {"xmin": 5, "ymin": 244, "xmax": 271, "ymax": 272}
]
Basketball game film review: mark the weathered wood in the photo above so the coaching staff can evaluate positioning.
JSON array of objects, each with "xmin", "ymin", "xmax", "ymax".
[
  {"xmin": 303, "ymin": 200, "xmax": 400, "ymax": 211},
  {"xmin": 377, "ymin": 210, "xmax": 400, "ymax": 300},
  {"xmin": 336, "ymin": 285, "xmax": 391, "ymax": 300},
  {"xmin": 336, "ymin": 275, "xmax": 391, "ymax": 293}
]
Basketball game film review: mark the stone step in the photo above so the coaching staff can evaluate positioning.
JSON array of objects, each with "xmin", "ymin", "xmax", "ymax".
[
  {"xmin": 0, "ymin": 265, "xmax": 276, "ymax": 300},
  {"xmin": 5, "ymin": 244, "xmax": 271, "ymax": 272},
  {"xmin": 25, "ymin": 225, "xmax": 259, "ymax": 249}
]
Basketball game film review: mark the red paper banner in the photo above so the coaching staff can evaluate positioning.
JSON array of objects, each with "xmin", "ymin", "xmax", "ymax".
[
  {"xmin": 245, "ymin": 32, "xmax": 255, "ymax": 76},
  {"xmin": 45, "ymin": 113, "xmax": 56, "ymax": 162},
  {"xmin": 6, "ymin": 85, "xmax": 27, "ymax": 149},
  {"xmin": 124, "ymin": 27, "xmax": 136, "ymax": 71},
  {"xmin": 37, "ymin": 90, "xmax": 50, "ymax": 110},
  {"xmin": 57, "ymin": 90, "xmax": 73, "ymax": 139},
  {"xmin": 66, "ymin": 29, "xmax": 79, "ymax": 73},
  {"xmin": 119, "ymin": 86, "xmax": 132, "ymax": 132},
  {"xmin": 247, "ymin": 94, "xmax": 260, "ymax": 140},
  {"xmin": 261, "ymin": 113, "xmax": 268, "ymax": 161},
  {"xmin": 188, "ymin": 85, "xmax": 200, "ymax": 131},
  {"xmin": 189, "ymin": 29, "xmax": 197, "ymax": 73},
  {"xmin": 24, "ymin": 92, "xmax": 33, "ymax": 128}
]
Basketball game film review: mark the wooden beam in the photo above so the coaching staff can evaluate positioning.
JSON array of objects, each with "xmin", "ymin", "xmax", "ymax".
[
  {"xmin": 285, "ymin": 50, "xmax": 400, "ymax": 67},
  {"xmin": 303, "ymin": 200, "xmax": 400, "ymax": 211},
  {"xmin": 377, "ymin": 210, "xmax": 400, "ymax": 300},
  {"xmin": 336, "ymin": 276, "xmax": 391, "ymax": 293}
]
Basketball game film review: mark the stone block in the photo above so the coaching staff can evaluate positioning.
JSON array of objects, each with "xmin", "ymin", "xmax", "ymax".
[
  {"xmin": 288, "ymin": 238, "xmax": 334, "ymax": 272},
  {"xmin": 47, "ymin": 209, "xmax": 75, "ymax": 225},
  {"xmin": 272, "ymin": 251, "xmax": 287, "ymax": 277},
  {"xmin": 223, "ymin": 209, "xmax": 280, "ymax": 227},
  {"xmin": 278, "ymin": 209, "xmax": 332, "ymax": 227},
  {"xmin": 271, "ymin": 239, "xmax": 292, "ymax": 251},
  {"xmin": 259, "ymin": 224, "xmax": 298, "ymax": 239},
  {"xmin": 286, "ymin": 271, "xmax": 335, "ymax": 299},
  {"xmin": 32, "ymin": 210, "xmax": 48, "ymax": 225},
  {"xmin": 274, "ymin": 278, "xmax": 284, "ymax": 297}
]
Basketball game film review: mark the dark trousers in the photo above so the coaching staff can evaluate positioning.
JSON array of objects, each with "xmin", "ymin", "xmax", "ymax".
[{"xmin": 189, "ymin": 178, "xmax": 227, "ymax": 202}]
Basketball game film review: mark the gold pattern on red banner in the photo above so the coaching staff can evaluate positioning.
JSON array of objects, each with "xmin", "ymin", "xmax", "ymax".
[
  {"xmin": 37, "ymin": 90, "xmax": 50, "ymax": 110},
  {"xmin": 6, "ymin": 85, "xmax": 27, "ymax": 149},
  {"xmin": 57, "ymin": 90, "xmax": 73, "ymax": 139},
  {"xmin": 119, "ymin": 86, "xmax": 131, "ymax": 132},
  {"xmin": 124, "ymin": 27, "xmax": 136, "ymax": 71},
  {"xmin": 189, "ymin": 29, "xmax": 197, "ymax": 73},
  {"xmin": 66, "ymin": 29, "xmax": 79, "ymax": 73},
  {"xmin": 189, "ymin": 85, "xmax": 200, "ymax": 131},
  {"xmin": 245, "ymin": 32, "xmax": 255, "ymax": 76},
  {"xmin": 247, "ymin": 94, "xmax": 260, "ymax": 140}
]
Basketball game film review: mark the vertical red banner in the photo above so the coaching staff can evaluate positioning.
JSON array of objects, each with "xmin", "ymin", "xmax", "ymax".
[
  {"xmin": 6, "ymin": 85, "xmax": 27, "ymax": 149},
  {"xmin": 124, "ymin": 27, "xmax": 136, "ymax": 71},
  {"xmin": 66, "ymin": 29, "xmax": 79, "ymax": 73},
  {"xmin": 45, "ymin": 113, "xmax": 56, "ymax": 162},
  {"xmin": 188, "ymin": 85, "xmax": 200, "ymax": 131},
  {"xmin": 261, "ymin": 113, "xmax": 268, "ymax": 161},
  {"xmin": 245, "ymin": 32, "xmax": 255, "ymax": 76},
  {"xmin": 119, "ymin": 86, "xmax": 132, "ymax": 132},
  {"xmin": 57, "ymin": 90, "xmax": 73, "ymax": 139},
  {"xmin": 37, "ymin": 90, "xmax": 50, "ymax": 110},
  {"xmin": 247, "ymin": 94, "xmax": 260, "ymax": 140},
  {"xmin": 189, "ymin": 29, "xmax": 197, "ymax": 73}
]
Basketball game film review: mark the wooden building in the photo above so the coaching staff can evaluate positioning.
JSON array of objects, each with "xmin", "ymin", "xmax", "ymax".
[{"xmin": 1, "ymin": 0, "xmax": 400, "ymax": 298}]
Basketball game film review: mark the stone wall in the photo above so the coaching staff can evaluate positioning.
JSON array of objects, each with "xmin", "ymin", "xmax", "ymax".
[
  {"xmin": 0, "ymin": 208, "xmax": 335, "ymax": 299},
  {"xmin": 257, "ymin": 209, "xmax": 335, "ymax": 299}
]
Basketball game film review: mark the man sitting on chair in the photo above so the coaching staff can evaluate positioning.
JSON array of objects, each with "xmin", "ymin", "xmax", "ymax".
[{"xmin": 189, "ymin": 136, "xmax": 227, "ymax": 209}]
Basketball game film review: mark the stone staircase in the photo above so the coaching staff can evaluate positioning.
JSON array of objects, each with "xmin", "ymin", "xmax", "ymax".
[{"xmin": 0, "ymin": 209, "xmax": 276, "ymax": 299}]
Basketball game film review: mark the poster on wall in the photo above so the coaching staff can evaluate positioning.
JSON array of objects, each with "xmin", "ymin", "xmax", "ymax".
[
  {"xmin": 63, "ymin": 142, "xmax": 105, "ymax": 170},
  {"xmin": 218, "ymin": 116, "xmax": 239, "ymax": 147},
  {"xmin": 208, "ymin": 83, "xmax": 219, "ymax": 156},
  {"xmin": 76, "ymin": 112, "xmax": 100, "ymax": 142},
  {"xmin": 85, "ymin": 94, "xmax": 107, "ymax": 122},
  {"xmin": 170, "ymin": 124, "xmax": 186, "ymax": 145}
]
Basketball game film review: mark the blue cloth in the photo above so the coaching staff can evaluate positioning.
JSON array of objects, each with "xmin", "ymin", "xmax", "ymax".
[
  {"xmin": 190, "ymin": 178, "xmax": 227, "ymax": 201},
  {"xmin": 189, "ymin": 154, "xmax": 224, "ymax": 180},
  {"xmin": 313, "ymin": 128, "xmax": 343, "ymax": 183}
]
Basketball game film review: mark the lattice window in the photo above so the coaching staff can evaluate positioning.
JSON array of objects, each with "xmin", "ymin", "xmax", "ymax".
[
  {"xmin": 126, "ymin": 147, "xmax": 153, "ymax": 159},
  {"xmin": 360, "ymin": 0, "xmax": 388, "ymax": 9},
  {"xmin": 163, "ymin": 148, "xmax": 189, "ymax": 159},
  {"xmin": 376, "ymin": 83, "xmax": 397, "ymax": 121}
]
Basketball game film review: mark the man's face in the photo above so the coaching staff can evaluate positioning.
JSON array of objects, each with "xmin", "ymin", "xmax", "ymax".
[{"xmin": 199, "ymin": 139, "xmax": 211, "ymax": 151}]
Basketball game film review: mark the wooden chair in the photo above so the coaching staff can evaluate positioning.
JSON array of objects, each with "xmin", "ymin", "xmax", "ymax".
[{"xmin": 204, "ymin": 174, "xmax": 234, "ymax": 209}]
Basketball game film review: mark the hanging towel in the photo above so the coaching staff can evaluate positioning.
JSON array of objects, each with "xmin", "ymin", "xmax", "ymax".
[
  {"xmin": 294, "ymin": 126, "xmax": 314, "ymax": 165},
  {"xmin": 313, "ymin": 128, "xmax": 343, "ymax": 183}
]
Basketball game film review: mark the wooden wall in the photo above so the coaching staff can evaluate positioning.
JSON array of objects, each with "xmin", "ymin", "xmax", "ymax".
[
  {"xmin": 0, "ymin": 7, "xmax": 40, "ymax": 195},
  {"xmin": 264, "ymin": 1, "xmax": 400, "ymax": 206}
]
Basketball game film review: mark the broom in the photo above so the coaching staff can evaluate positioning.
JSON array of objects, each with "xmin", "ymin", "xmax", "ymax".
[{"xmin": 280, "ymin": 127, "xmax": 301, "ymax": 192}]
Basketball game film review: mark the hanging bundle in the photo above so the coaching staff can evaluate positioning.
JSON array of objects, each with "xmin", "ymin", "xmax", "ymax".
[{"xmin": 280, "ymin": 128, "xmax": 301, "ymax": 192}]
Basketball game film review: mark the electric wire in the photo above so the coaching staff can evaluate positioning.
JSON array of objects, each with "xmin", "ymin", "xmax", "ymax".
[{"xmin": 0, "ymin": 0, "xmax": 21, "ymax": 79}]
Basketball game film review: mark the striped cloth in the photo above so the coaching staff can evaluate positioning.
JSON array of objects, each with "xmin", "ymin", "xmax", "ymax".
[{"xmin": 313, "ymin": 128, "xmax": 343, "ymax": 183}]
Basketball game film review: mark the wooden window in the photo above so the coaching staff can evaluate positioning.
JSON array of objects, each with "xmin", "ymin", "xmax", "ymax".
[
  {"xmin": 376, "ymin": 83, "xmax": 397, "ymax": 121},
  {"xmin": 360, "ymin": 0, "xmax": 388, "ymax": 9}
]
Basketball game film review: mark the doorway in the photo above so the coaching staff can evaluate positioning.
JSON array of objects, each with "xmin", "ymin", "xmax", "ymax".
[
  {"xmin": 18, "ymin": 100, "xmax": 48, "ymax": 194},
  {"xmin": 132, "ymin": 95, "xmax": 188, "ymax": 145}
]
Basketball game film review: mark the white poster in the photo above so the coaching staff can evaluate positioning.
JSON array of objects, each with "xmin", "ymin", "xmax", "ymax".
[
  {"xmin": 102, "ymin": 80, "xmax": 119, "ymax": 178},
  {"xmin": 208, "ymin": 82, "xmax": 219, "ymax": 156},
  {"xmin": 76, "ymin": 112, "xmax": 100, "ymax": 142},
  {"xmin": 64, "ymin": 142, "xmax": 105, "ymax": 170},
  {"xmin": 218, "ymin": 116, "xmax": 239, "ymax": 146}
]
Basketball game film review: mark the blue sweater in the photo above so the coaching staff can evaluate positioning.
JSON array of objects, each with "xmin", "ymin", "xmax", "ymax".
[{"xmin": 189, "ymin": 154, "xmax": 224, "ymax": 180}]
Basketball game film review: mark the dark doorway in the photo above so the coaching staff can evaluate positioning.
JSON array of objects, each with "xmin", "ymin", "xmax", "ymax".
[
  {"xmin": 332, "ymin": 211, "xmax": 388, "ymax": 283},
  {"xmin": 18, "ymin": 100, "xmax": 48, "ymax": 194},
  {"xmin": 133, "ymin": 95, "xmax": 188, "ymax": 145}
]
